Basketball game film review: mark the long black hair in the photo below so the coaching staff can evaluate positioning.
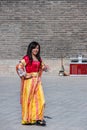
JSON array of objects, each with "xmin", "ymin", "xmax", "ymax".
[{"xmin": 27, "ymin": 41, "xmax": 41, "ymax": 63}]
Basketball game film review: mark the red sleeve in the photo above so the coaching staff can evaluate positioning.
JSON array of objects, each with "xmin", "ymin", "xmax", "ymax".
[{"xmin": 23, "ymin": 55, "xmax": 30, "ymax": 66}]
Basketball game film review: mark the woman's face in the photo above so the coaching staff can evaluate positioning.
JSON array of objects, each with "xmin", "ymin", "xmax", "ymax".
[{"xmin": 32, "ymin": 45, "xmax": 39, "ymax": 56}]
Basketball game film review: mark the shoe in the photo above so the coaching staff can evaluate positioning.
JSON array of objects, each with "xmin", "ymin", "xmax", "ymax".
[
  {"xmin": 21, "ymin": 120, "xmax": 36, "ymax": 125},
  {"xmin": 36, "ymin": 120, "xmax": 46, "ymax": 126}
]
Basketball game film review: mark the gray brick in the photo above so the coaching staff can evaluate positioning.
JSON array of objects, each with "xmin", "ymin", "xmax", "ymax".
[{"xmin": 0, "ymin": 0, "xmax": 87, "ymax": 59}]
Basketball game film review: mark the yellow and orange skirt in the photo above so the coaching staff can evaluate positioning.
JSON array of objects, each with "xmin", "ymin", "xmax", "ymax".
[{"xmin": 20, "ymin": 72, "xmax": 45, "ymax": 124}]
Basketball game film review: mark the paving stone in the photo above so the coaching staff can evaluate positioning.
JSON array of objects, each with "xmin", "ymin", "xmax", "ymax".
[{"xmin": 0, "ymin": 75, "xmax": 87, "ymax": 130}]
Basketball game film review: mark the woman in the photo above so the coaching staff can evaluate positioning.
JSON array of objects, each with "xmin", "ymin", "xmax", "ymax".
[{"xmin": 16, "ymin": 41, "xmax": 48, "ymax": 126}]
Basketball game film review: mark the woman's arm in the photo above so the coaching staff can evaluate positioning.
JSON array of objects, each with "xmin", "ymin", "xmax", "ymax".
[
  {"xmin": 41, "ymin": 62, "xmax": 49, "ymax": 72},
  {"xmin": 16, "ymin": 62, "xmax": 32, "ymax": 79},
  {"xmin": 16, "ymin": 63, "xmax": 26, "ymax": 78}
]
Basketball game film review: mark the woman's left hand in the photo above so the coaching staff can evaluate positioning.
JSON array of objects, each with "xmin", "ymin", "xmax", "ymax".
[{"xmin": 43, "ymin": 65, "xmax": 49, "ymax": 72}]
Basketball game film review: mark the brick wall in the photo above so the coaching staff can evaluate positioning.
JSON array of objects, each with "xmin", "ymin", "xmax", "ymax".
[{"xmin": 0, "ymin": 0, "xmax": 87, "ymax": 59}]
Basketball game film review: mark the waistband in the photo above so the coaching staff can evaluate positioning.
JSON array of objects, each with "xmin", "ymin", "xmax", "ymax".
[{"xmin": 26, "ymin": 72, "xmax": 39, "ymax": 77}]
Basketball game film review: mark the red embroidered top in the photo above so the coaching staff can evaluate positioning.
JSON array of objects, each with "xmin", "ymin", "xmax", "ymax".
[{"xmin": 21, "ymin": 55, "xmax": 41, "ymax": 73}]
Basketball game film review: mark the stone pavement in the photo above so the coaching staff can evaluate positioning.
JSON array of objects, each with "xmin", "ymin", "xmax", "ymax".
[{"xmin": 0, "ymin": 74, "xmax": 87, "ymax": 130}]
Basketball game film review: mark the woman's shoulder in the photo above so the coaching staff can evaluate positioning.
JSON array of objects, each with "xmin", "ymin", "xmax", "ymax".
[
  {"xmin": 23, "ymin": 55, "xmax": 31, "ymax": 61},
  {"xmin": 23, "ymin": 55, "xmax": 29, "ymax": 60},
  {"xmin": 22, "ymin": 55, "xmax": 30, "ymax": 65}
]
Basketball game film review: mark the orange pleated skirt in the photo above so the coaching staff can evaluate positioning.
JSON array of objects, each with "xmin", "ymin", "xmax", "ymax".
[{"xmin": 21, "ymin": 72, "xmax": 45, "ymax": 124}]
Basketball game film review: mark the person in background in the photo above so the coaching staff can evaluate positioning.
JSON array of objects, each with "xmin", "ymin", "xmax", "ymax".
[{"xmin": 16, "ymin": 41, "xmax": 49, "ymax": 126}]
